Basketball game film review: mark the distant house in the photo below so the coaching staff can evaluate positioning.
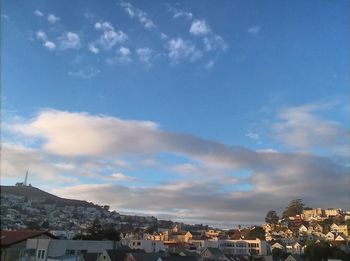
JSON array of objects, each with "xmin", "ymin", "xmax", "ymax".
[
  {"xmin": 337, "ymin": 225, "xmax": 348, "ymax": 236},
  {"xmin": 325, "ymin": 232, "xmax": 336, "ymax": 241},
  {"xmin": 284, "ymin": 254, "xmax": 303, "ymax": 261},
  {"xmin": 298, "ymin": 225, "xmax": 307, "ymax": 234},
  {"xmin": 169, "ymin": 232, "xmax": 192, "ymax": 243},
  {"xmin": 201, "ymin": 247, "xmax": 225, "ymax": 260},
  {"xmin": 0, "ymin": 230, "xmax": 55, "ymax": 261}
]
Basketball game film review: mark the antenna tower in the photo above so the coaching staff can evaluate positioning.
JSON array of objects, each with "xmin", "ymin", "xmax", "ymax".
[{"xmin": 24, "ymin": 170, "xmax": 28, "ymax": 186}]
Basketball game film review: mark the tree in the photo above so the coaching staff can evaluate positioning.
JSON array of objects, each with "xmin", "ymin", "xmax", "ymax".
[
  {"xmin": 272, "ymin": 248, "xmax": 284, "ymax": 261},
  {"xmin": 265, "ymin": 210, "xmax": 279, "ymax": 224},
  {"xmin": 282, "ymin": 199, "xmax": 304, "ymax": 218},
  {"xmin": 244, "ymin": 226, "xmax": 265, "ymax": 240}
]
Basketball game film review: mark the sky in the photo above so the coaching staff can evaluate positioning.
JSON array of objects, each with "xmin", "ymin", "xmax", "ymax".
[{"xmin": 1, "ymin": 0, "xmax": 349, "ymax": 227}]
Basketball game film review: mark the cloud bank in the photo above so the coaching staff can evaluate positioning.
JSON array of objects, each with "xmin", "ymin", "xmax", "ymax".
[{"xmin": 2, "ymin": 105, "xmax": 348, "ymax": 226}]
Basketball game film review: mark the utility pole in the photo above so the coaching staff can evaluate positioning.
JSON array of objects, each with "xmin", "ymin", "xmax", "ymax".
[{"xmin": 24, "ymin": 170, "xmax": 28, "ymax": 186}]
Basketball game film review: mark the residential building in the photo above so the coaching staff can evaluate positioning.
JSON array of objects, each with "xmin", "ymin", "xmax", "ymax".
[
  {"xmin": 0, "ymin": 230, "xmax": 54, "ymax": 261},
  {"xmin": 218, "ymin": 239, "xmax": 267, "ymax": 256},
  {"xmin": 24, "ymin": 238, "xmax": 117, "ymax": 260}
]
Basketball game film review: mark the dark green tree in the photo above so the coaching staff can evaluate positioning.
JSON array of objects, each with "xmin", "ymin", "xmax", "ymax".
[
  {"xmin": 272, "ymin": 248, "xmax": 283, "ymax": 261},
  {"xmin": 41, "ymin": 221, "xmax": 50, "ymax": 229},
  {"xmin": 265, "ymin": 210, "xmax": 279, "ymax": 224},
  {"xmin": 244, "ymin": 226, "xmax": 265, "ymax": 240},
  {"xmin": 282, "ymin": 199, "xmax": 304, "ymax": 218}
]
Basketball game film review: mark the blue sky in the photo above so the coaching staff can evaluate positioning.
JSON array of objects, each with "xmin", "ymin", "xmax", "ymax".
[{"xmin": 1, "ymin": 0, "xmax": 349, "ymax": 227}]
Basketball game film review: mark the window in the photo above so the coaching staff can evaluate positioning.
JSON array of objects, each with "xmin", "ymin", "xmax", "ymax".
[
  {"xmin": 37, "ymin": 250, "xmax": 41, "ymax": 259},
  {"xmin": 137, "ymin": 242, "xmax": 141, "ymax": 246},
  {"xmin": 65, "ymin": 249, "xmax": 75, "ymax": 255},
  {"xmin": 41, "ymin": 250, "xmax": 45, "ymax": 259}
]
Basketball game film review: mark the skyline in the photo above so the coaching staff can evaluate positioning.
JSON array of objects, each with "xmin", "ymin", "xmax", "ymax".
[{"xmin": 1, "ymin": 0, "xmax": 349, "ymax": 227}]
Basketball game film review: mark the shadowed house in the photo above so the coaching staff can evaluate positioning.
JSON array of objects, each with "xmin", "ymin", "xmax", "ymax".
[
  {"xmin": 0, "ymin": 230, "xmax": 55, "ymax": 261},
  {"xmin": 201, "ymin": 247, "xmax": 225, "ymax": 261}
]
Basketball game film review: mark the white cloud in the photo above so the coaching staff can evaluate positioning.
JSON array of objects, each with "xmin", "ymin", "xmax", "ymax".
[
  {"xmin": 36, "ymin": 30, "xmax": 47, "ymax": 41},
  {"xmin": 245, "ymin": 131, "xmax": 260, "ymax": 140},
  {"xmin": 3, "ymin": 108, "xmax": 349, "ymax": 225},
  {"xmin": 88, "ymin": 44, "xmax": 100, "ymax": 54},
  {"xmin": 47, "ymin": 14, "xmax": 60, "ymax": 24},
  {"xmin": 34, "ymin": 10, "xmax": 44, "ymax": 17},
  {"xmin": 203, "ymin": 35, "xmax": 227, "ymax": 52},
  {"xmin": 174, "ymin": 11, "xmax": 193, "ymax": 20},
  {"xmin": 136, "ymin": 47, "xmax": 154, "ymax": 65},
  {"xmin": 108, "ymin": 172, "xmax": 137, "ymax": 182},
  {"xmin": 106, "ymin": 46, "xmax": 132, "ymax": 64},
  {"xmin": 36, "ymin": 30, "xmax": 56, "ymax": 50},
  {"xmin": 272, "ymin": 103, "xmax": 348, "ymax": 155},
  {"xmin": 167, "ymin": 38, "xmax": 202, "ymax": 63},
  {"xmin": 58, "ymin": 32, "xmax": 81, "ymax": 50},
  {"xmin": 167, "ymin": 5, "xmax": 193, "ymax": 20},
  {"xmin": 68, "ymin": 67, "xmax": 100, "ymax": 79},
  {"xmin": 95, "ymin": 21, "xmax": 128, "ymax": 50},
  {"xmin": 43, "ymin": 41, "xmax": 56, "ymax": 50},
  {"xmin": 1, "ymin": 143, "xmax": 79, "ymax": 184},
  {"xmin": 120, "ymin": 2, "xmax": 155, "ymax": 29},
  {"xmin": 248, "ymin": 25, "xmax": 261, "ymax": 34},
  {"xmin": 190, "ymin": 20, "xmax": 211, "ymax": 35}
]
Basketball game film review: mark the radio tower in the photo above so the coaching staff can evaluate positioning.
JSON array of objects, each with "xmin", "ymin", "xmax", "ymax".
[{"xmin": 24, "ymin": 170, "xmax": 28, "ymax": 186}]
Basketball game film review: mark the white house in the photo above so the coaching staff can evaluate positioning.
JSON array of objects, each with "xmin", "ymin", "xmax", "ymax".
[
  {"xmin": 23, "ymin": 239, "xmax": 116, "ymax": 261},
  {"xmin": 125, "ymin": 239, "xmax": 165, "ymax": 253}
]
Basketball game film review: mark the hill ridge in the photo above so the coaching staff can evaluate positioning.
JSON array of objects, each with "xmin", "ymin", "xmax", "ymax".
[{"xmin": 1, "ymin": 185, "xmax": 102, "ymax": 209}]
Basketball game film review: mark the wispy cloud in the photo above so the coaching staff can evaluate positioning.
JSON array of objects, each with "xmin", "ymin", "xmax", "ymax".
[
  {"xmin": 120, "ymin": 1, "xmax": 155, "ymax": 29},
  {"xmin": 167, "ymin": 5, "xmax": 193, "ymax": 20},
  {"xmin": 272, "ymin": 102, "xmax": 349, "ymax": 155},
  {"xmin": 36, "ymin": 30, "xmax": 56, "ymax": 50},
  {"xmin": 248, "ymin": 25, "xmax": 261, "ymax": 34},
  {"xmin": 190, "ymin": 20, "xmax": 211, "ymax": 35},
  {"xmin": 47, "ymin": 14, "xmax": 60, "ymax": 24},
  {"xmin": 68, "ymin": 67, "xmax": 100, "ymax": 79},
  {"xmin": 34, "ymin": 10, "xmax": 44, "ymax": 17},
  {"xmin": 94, "ymin": 21, "xmax": 128, "ymax": 50},
  {"xmin": 167, "ymin": 38, "xmax": 202, "ymax": 63},
  {"xmin": 58, "ymin": 32, "xmax": 81, "ymax": 50},
  {"xmin": 245, "ymin": 131, "xmax": 260, "ymax": 140},
  {"xmin": 108, "ymin": 172, "xmax": 137, "ymax": 182},
  {"xmin": 136, "ymin": 47, "xmax": 155, "ymax": 66},
  {"xmin": 88, "ymin": 44, "xmax": 100, "ymax": 54}
]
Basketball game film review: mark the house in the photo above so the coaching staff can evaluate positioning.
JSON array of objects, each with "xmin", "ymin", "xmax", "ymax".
[
  {"xmin": 284, "ymin": 254, "xmax": 303, "ymax": 261},
  {"xmin": 330, "ymin": 223, "xmax": 339, "ymax": 233},
  {"xmin": 298, "ymin": 225, "xmax": 307, "ymax": 234},
  {"xmin": 325, "ymin": 232, "xmax": 336, "ymax": 241},
  {"xmin": 201, "ymin": 247, "xmax": 225, "ymax": 260},
  {"xmin": 334, "ymin": 234, "xmax": 346, "ymax": 241},
  {"xmin": 0, "ymin": 230, "xmax": 55, "ymax": 261},
  {"xmin": 219, "ymin": 239, "xmax": 267, "ymax": 256},
  {"xmin": 271, "ymin": 242, "xmax": 285, "ymax": 251},
  {"xmin": 25, "ymin": 238, "xmax": 116, "ymax": 260},
  {"xmin": 127, "ymin": 239, "xmax": 166, "ymax": 253},
  {"xmin": 324, "ymin": 209, "xmax": 341, "ymax": 217},
  {"xmin": 313, "ymin": 224, "xmax": 323, "ymax": 233},
  {"xmin": 96, "ymin": 249, "xmax": 140, "ymax": 261},
  {"xmin": 337, "ymin": 225, "xmax": 348, "ymax": 236},
  {"xmin": 169, "ymin": 232, "xmax": 192, "ymax": 243}
]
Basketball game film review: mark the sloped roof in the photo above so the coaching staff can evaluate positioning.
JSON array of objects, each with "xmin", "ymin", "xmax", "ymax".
[
  {"xmin": 131, "ymin": 252, "xmax": 165, "ymax": 261},
  {"xmin": 82, "ymin": 253, "xmax": 99, "ymax": 261},
  {"xmin": 203, "ymin": 247, "xmax": 223, "ymax": 256},
  {"xmin": 0, "ymin": 230, "xmax": 54, "ymax": 247},
  {"xmin": 163, "ymin": 256, "xmax": 198, "ymax": 261}
]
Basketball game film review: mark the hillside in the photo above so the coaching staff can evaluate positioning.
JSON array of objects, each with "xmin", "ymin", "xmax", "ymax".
[{"xmin": 1, "ymin": 185, "xmax": 101, "ymax": 209}]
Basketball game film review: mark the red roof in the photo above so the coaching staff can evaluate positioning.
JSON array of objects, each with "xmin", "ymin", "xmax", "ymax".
[{"xmin": 0, "ymin": 230, "xmax": 53, "ymax": 246}]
